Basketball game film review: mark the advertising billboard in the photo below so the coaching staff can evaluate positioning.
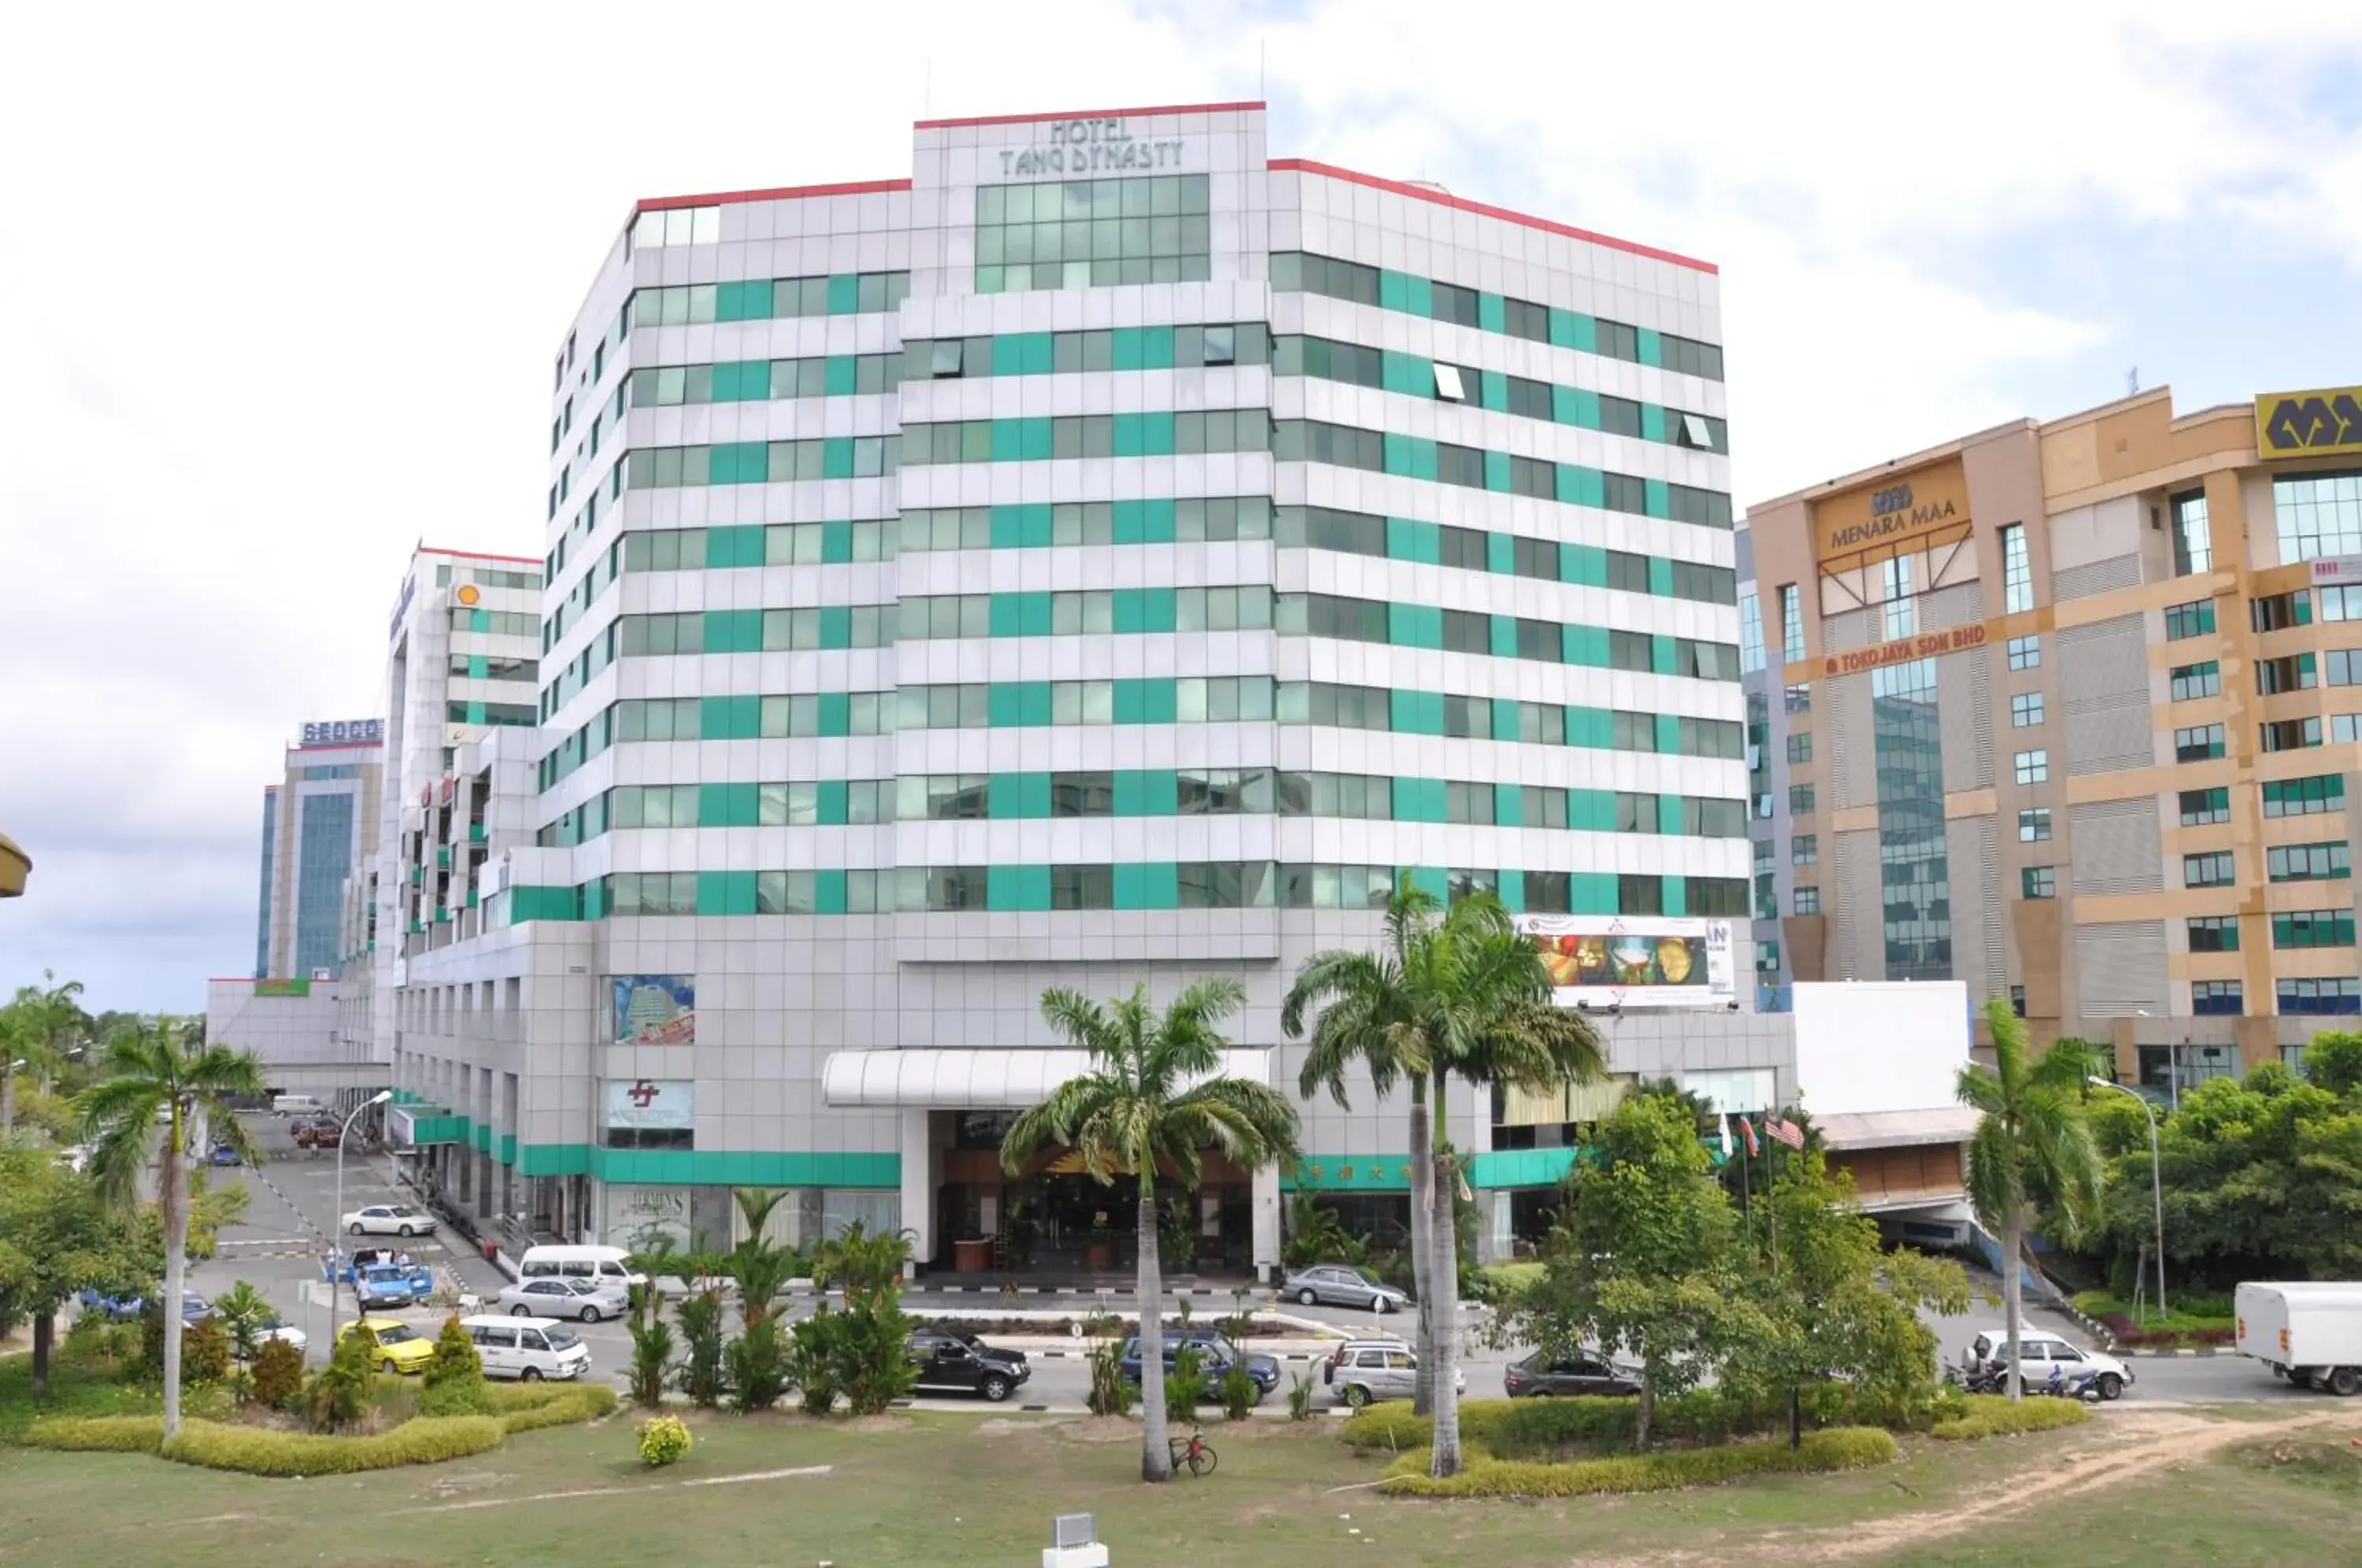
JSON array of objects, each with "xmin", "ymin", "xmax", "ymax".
[
  {"xmin": 612, "ymin": 975, "xmax": 694, "ymax": 1046},
  {"xmin": 1512, "ymin": 915, "xmax": 1736, "ymax": 1009}
]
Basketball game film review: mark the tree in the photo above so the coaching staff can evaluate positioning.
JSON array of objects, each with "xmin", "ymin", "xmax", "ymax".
[
  {"xmin": 77, "ymin": 1016, "xmax": 266, "ymax": 1437},
  {"xmin": 0, "ymin": 1145, "xmax": 156, "ymax": 1394},
  {"xmin": 1957, "ymin": 997, "xmax": 2103, "ymax": 1400},
  {"xmin": 1002, "ymin": 978, "xmax": 1299, "ymax": 1482},
  {"xmin": 2, "ymin": 971, "xmax": 91, "ymax": 1138},
  {"xmin": 724, "ymin": 1187, "xmax": 801, "ymax": 1329},
  {"xmin": 1519, "ymin": 1092, "xmax": 1752, "ymax": 1448},
  {"xmin": 2304, "ymin": 1031, "xmax": 2362, "ymax": 1098},
  {"xmin": 206, "ymin": 1280, "xmax": 276, "ymax": 1364}
]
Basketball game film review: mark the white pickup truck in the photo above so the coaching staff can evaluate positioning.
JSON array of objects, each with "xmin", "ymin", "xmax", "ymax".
[{"xmin": 2234, "ymin": 1281, "xmax": 2362, "ymax": 1395}]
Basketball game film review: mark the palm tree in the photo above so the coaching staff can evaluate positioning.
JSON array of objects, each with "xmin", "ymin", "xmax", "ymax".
[
  {"xmin": 2, "ymin": 971, "xmax": 89, "ymax": 1137},
  {"xmin": 1284, "ymin": 884, "xmax": 1602, "ymax": 1474},
  {"xmin": 1957, "ymin": 997, "xmax": 2104, "ymax": 1400},
  {"xmin": 1001, "ymin": 978, "xmax": 1299, "ymax": 1482},
  {"xmin": 78, "ymin": 1018, "xmax": 265, "ymax": 1437}
]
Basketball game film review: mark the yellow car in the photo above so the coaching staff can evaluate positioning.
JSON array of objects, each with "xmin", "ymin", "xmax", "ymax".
[{"xmin": 342, "ymin": 1317, "xmax": 433, "ymax": 1375}]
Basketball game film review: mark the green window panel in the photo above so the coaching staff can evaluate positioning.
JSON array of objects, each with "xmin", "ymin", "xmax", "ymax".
[
  {"xmin": 815, "ymin": 780, "xmax": 849, "ymax": 826},
  {"xmin": 990, "ymin": 682, "xmax": 1054, "ymax": 727},
  {"xmin": 814, "ymin": 869, "xmax": 849, "ymax": 915},
  {"xmin": 1022, "ymin": 419, "xmax": 1054, "ymax": 461},
  {"xmin": 705, "ymin": 609, "xmax": 761, "ymax": 653},
  {"xmin": 1490, "ymin": 701, "xmax": 1523, "ymax": 742},
  {"xmin": 822, "ymin": 438, "xmax": 856, "ymax": 480},
  {"xmin": 707, "ymin": 361, "xmax": 746, "ymax": 401},
  {"xmin": 1393, "ymin": 777, "xmax": 1446, "ymax": 823},
  {"xmin": 1389, "ymin": 604, "xmax": 1443, "ymax": 649},
  {"xmin": 1656, "ymin": 712, "xmax": 1683, "ymax": 754},
  {"xmin": 1652, "ymin": 634, "xmax": 1677, "ymax": 675},
  {"xmin": 1636, "ymin": 327, "xmax": 1664, "ymax": 368},
  {"xmin": 816, "ymin": 693, "xmax": 851, "ymax": 736},
  {"xmin": 993, "ymin": 504, "xmax": 1054, "ymax": 548},
  {"xmin": 824, "ymin": 356, "xmax": 858, "ymax": 397},
  {"xmin": 509, "ymin": 886, "xmax": 579, "ymax": 923},
  {"xmin": 1469, "ymin": 1148, "xmax": 1580, "ymax": 1190},
  {"xmin": 1383, "ymin": 433, "xmax": 1438, "ymax": 481},
  {"xmin": 1113, "ymin": 587, "xmax": 1176, "ymax": 634},
  {"xmin": 1657, "ymin": 795, "xmax": 1685, "ymax": 836},
  {"xmin": 1646, "ymin": 557, "xmax": 1675, "ymax": 597},
  {"xmin": 702, "ymin": 695, "xmax": 760, "ymax": 739},
  {"xmin": 1553, "ymin": 384, "xmax": 1601, "ymax": 429},
  {"xmin": 581, "ymin": 878, "xmax": 609, "ymax": 920},
  {"xmin": 1572, "ymin": 790, "xmax": 1616, "ymax": 831},
  {"xmin": 696, "ymin": 871, "xmax": 757, "ymax": 917},
  {"xmin": 707, "ymin": 524, "xmax": 765, "ymax": 568},
  {"xmin": 826, "ymin": 273, "xmax": 861, "ymax": 314},
  {"xmin": 989, "ymin": 419, "xmax": 1029, "ymax": 462},
  {"xmin": 1407, "ymin": 866, "xmax": 1447, "ymax": 903},
  {"xmin": 1549, "ymin": 308, "xmax": 1596, "ymax": 353},
  {"xmin": 989, "ymin": 772, "xmax": 1052, "ymax": 819},
  {"xmin": 1378, "ymin": 269, "xmax": 1414, "ymax": 313},
  {"xmin": 1109, "ymin": 325, "xmax": 1175, "ymax": 370},
  {"xmin": 1662, "ymin": 875, "xmax": 1688, "ymax": 918},
  {"xmin": 714, "ymin": 279, "xmax": 772, "ymax": 321},
  {"xmin": 819, "ymin": 520, "xmax": 853, "ymax": 562},
  {"xmin": 1114, "ymin": 861, "xmax": 1179, "ymax": 909},
  {"xmin": 709, "ymin": 442, "xmax": 766, "ymax": 485},
  {"xmin": 518, "ymin": 1144, "xmax": 592, "ymax": 1177},
  {"xmin": 1563, "ymin": 623, "xmax": 1609, "ymax": 668},
  {"xmin": 992, "ymin": 592, "xmax": 1054, "ymax": 638},
  {"xmin": 988, "ymin": 864, "xmax": 1052, "ymax": 912},
  {"xmin": 1113, "ymin": 411, "xmax": 1175, "ymax": 457},
  {"xmin": 1644, "ymin": 478, "xmax": 1671, "ymax": 520},
  {"xmin": 1381, "ymin": 350, "xmax": 1431, "ymax": 398},
  {"xmin": 1483, "ymin": 450, "xmax": 1512, "ymax": 493},
  {"xmin": 1490, "ymin": 615, "xmax": 1519, "ymax": 659},
  {"xmin": 1481, "ymin": 370, "xmax": 1509, "ymax": 411},
  {"xmin": 1561, "ymin": 542, "xmax": 1608, "ymax": 586},
  {"xmin": 1496, "ymin": 868, "xmax": 1527, "ymax": 912},
  {"xmin": 1486, "ymin": 533, "xmax": 1516, "ymax": 574},
  {"xmin": 700, "ymin": 782, "xmax": 757, "ymax": 827},
  {"xmin": 816, "ymin": 605, "xmax": 852, "ymax": 648},
  {"xmin": 1494, "ymin": 782, "xmax": 1524, "ymax": 827},
  {"xmin": 469, "ymin": 608, "xmax": 490, "ymax": 632},
  {"xmin": 1113, "ymin": 498, "xmax": 1176, "ymax": 544},
  {"xmin": 1557, "ymin": 464, "xmax": 1607, "ymax": 508},
  {"xmin": 1404, "ymin": 274, "xmax": 1433, "ymax": 316},
  {"xmin": 1640, "ymin": 404, "xmax": 1668, "ymax": 444},
  {"xmin": 1113, "ymin": 678, "xmax": 1177, "ymax": 724},
  {"xmin": 1114, "ymin": 769, "xmax": 1179, "ymax": 815},
  {"xmin": 1574, "ymin": 871, "xmax": 1619, "ymax": 914},
  {"xmin": 498, "ymin": 1134, "xmax": 517, "ymax": 1167},
  {"xmin": 1478, "ymin": 293, "xmax": 1506, "ymax": 333},
  {"xmin": 1391, "ymin": 689, "xmax": 1445, "ymax": 735},
  {"xmin": 1386, "ymin": 516, "xmax": 1441, "ymax": 564},
  {"xmin": 467, "ymin": 654, "xmax": 487, "ymax": 679}
]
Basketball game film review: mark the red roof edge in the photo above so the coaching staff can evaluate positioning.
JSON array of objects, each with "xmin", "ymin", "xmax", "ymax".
[
  {"xmin": 420, "ymin": 545, "xmax": 543, "ymax": 566},
  {"xmin": 1268, "ymin": 158, "xmax": 1717, "ymax": 276},
  {"xmin": 917, "ymin": 99, "xmax": 1264, "ymax": 131},
  {"xmin": 635, "ymin": 178, "xmax": 910, "ymax": 214}
]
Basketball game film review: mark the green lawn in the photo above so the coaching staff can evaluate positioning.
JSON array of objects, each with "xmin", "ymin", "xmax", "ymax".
[{"xmin": 2071, "ymin": 1289, "xmax": 2234, "ymax": 1333}]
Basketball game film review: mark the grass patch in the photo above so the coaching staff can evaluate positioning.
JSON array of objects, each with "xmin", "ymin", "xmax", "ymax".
[
  {"xmin": 0, "ymin": 1355, "xmax": 175, "ymax": 1444},
  {"xmin": 1378, "ymin": 1426, "xmax": 1897, "ymax": 1496},
  {"xmin": 2231, "ymin": 1433, "xmax": 2362, "ymax": 1492},
  {"xmin": 159, "ymin": 1415, "xmax": 506, "ymax": 1476},
  {"xmin": 1929, "ymin": 1393, "xmax": 2091, "ymax": 1440},
  {"xmin": 2072, "ymin": 1290, "xmax": 2233, "ymax": 1332}
]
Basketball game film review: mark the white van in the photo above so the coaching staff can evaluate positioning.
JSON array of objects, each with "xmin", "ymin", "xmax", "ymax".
[
  {"xmin": 461, "ymin": 1315, "xmax": 591, "ymax": 1381},
  {"xmin": 517, "ymin": 1244, "xmax": 644, "ymax": 1290},
  {"xmin": 272, "ymin": 1095, "xmax": 325, "ymax": 1118}
]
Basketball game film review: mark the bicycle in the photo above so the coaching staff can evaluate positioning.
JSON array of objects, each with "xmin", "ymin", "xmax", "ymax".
[{"xmin": 1168, "ymin": 1425, "xmax": 1217, "ymax": 1477}]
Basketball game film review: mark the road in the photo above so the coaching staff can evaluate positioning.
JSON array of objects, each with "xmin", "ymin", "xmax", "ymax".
[{"xmin": 188, "ymin": 1113, "xmax": 2296, "ymax": 1411}]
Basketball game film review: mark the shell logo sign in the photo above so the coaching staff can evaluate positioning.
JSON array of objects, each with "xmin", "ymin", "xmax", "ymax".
[{"xmin": 455, "ymin": 583, "xmax": 482, "ymax": 606}]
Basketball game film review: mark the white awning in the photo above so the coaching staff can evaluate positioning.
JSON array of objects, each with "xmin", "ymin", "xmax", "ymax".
[
  {"xmin": 821, "ymin": 1048, "xmax": 1275, "ymax": 1109},
  {"xmin": 1814, "ymin": 1106, "xmax": 1983, "ymax": 1151}
]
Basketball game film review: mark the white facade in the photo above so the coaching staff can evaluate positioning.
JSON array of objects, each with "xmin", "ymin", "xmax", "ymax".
[{"xmin": 388, "ymin": 103, "xmax": 1759, "ymax": 1270}]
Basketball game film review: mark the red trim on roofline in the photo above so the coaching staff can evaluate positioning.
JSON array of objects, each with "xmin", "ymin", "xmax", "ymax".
[
  {"xmin": 420, "ymin": 545, "xmax": 542, "ymax": 566},
  {"xmin": 917, "ymin": 100, "xmax": 1264, "ymax": 131},
  {"xmin": 1268, "ymin": 158, "xmax": 1717, "ymax": 276},
  {"xmin": 635, "ymin": 178, "xmax": 910, "ymax": 213}
]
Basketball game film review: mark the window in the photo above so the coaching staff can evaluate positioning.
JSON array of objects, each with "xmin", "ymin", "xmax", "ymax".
[
  {"xmin": 2170, "ymin": 660, "xmax": 2221, "ymax": 701},
  {"xmin": 2164, "ymin": 600, "xmax": 2217, "ymax": 640},
  {"xmin": 2264, "ymin": 775, "xmax": 2345, "ymax": 817},
  {"xmin": 2178, "ymin": 786, "xmax": 2231, "ymax": 826},
  {"xmin": 1790, "ymin": 783, "xmax": 1816, "ymax": 815},
  {"xmin": 2280, "ymin": 977, "xmax": 2362, "ymax": 1015},
  {"xmin": 2268, "ymin": 842, "xmax": 2351, "ymax": 882},
  {"xmin": 1883, "ymin": 554, "xmax": 1915, "ymax": 640},
  {"xmin": 2171, "ymin": 489, "xmax": 2212, "ymax": 575},
  {"xmin": 2008, "ymin": 634, "xmax": 2041, "ymax": 671},
  {"xmin": 2010, "ymin": 692, "xmax": 2045, "ymax": 727},
  {"xmin": 1738, "ymin": 590, "xmax": 1765, "ymax": 675},
  {"xmin": 1779, "ymin": 584, "xmax": 1804, "ymax": 663},
  {"xmin": 1431, "ymin": 361, "xmax": 1467, "ymax": 402},
  {"xmin": 2257, "ymin": 653, "xmax": 2319, "ymax": 694},
  {"xmin": 1786, "ymin": 732, "xmax": 1813, "ymax": 764},
  {"xmin": 974, "ymin": 176, "xmax": 1212, "ymax": 292},
  {"xmin": 2261, "ymin": 716, "xmax": 2323, "ymax": 753},
  {"xmin": 1793, "ymin": 886, "xmax": 1820, "ymax": 915},
  {"xmin": 2184, "ymin": 850, "xmax": 2236, "ymax": 887},
  {"xmin": 2174, "ymin": 723, "xmax": 2226, "ymax": 762},
  {"xmin": 629, "ymin": 205, "xmax": 720, "ymax": 248},
  {"xmin": 2273, "ymin": 910, "xmax": 2356, "ymax": 949},
  {"xmin": 2322, "ymin": 584, "xmax": 2362, "ymax": 623},
  {"xmin": 1784, "ymin": 683, "xmax": 1812, "ymax": 715},
  {"xmin": 2015, "ymin": 749, "xmax": 2049, "ymax": 786},
  {"xmin": 1791, "ymin": 834, "xmax": 1818, "ymax": 866},
  {"xmin": 1992, "ymin": 523, "xmax": 2034, "ymax": 613},
  {"xmin": 2275, "ymin": 472, "xmax": 2362, "ymax": 564},
  {"xmin": 2193, "ymin": 980, "xmax": 2245, "ymax": 1016},
  {"xmin": 2253, "ymin": 590, "xmax": 2312, "ymax": 631},
  {"xmin": 2018, "ymin": 808, "xmax": 2052, "ymax": 842},
  {"xmin": 2186, "ymin": 915, "xmax": 2239, "ymax": 952},
  {"xmin": 2021, "ymin": 866, "xmax": 2056, "ymax": 899}
]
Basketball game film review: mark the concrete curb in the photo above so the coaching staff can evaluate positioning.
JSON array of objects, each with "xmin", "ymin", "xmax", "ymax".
[{"xmin": 2116, "ymin": 1345, "xmax": 2230, "ymax": 1358}]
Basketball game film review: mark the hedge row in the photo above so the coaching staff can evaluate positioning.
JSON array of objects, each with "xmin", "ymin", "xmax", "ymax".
[
  {"xmin": 158, "ymin": 1416, "xmax": 506, "ymax": 1476},
  {"xmin": 20, "ymin": 1415, "xmax": 165, "ymax": 1454},
  {"xmin": 1341, "ymin": 1385, "xmax": 1917, "ymax": 1459},
  {"xmin": 492, "ymin": 1382, "xmax": 617, "ymax": 1434},
  {"xmin": 1929, "ymin": 1395, "xmax": 2090, "ymax": 1441},
  {"xmin": 1338, "ymin": 1400, "xmax": 1514, "ymax": 1452},
  {"xmin": 1378, "ymin": 1426, "xmax": 1899, "ymax": 1497}
]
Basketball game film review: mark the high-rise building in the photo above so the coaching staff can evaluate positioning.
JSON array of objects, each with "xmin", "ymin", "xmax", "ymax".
[
  {"xmin": 254, "ymin": 721, "xmax": 383, "ymax": 980},
  {"xmin": 1744, "ymin": 381, "xmax": 2362, "ymax": 1091},
  {"xmin": 389, "ymin": 102, "xmax": 1753, "ymax": 1266}
]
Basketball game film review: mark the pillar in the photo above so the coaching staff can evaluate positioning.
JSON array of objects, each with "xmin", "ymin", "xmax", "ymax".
[
  {"xmin": 899, "ymin": 1108, "xmax": 936, "ymax": 1276},
  {"xmin": 476, "ymin": 1151, "xmax": 494, "ymax": 1220},
  {"xmin": 1250, "ymin": 1163, "xmax": 1281, "ymax": 1282},
  {"xmin": 1481, "ymin": 1190, "xmax": 1512, "ymax": 1265}
]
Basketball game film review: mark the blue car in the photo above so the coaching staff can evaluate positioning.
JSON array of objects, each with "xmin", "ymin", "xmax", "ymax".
[
  {"xmin": 354, "ymin": 1264, "xmax": 430, "ymax": 1311},
  {"xmin": 77, "ymin": 1289, "xmax": 143, "ymax": 1322},
  {"xmin": 1116, "ymin": 1331, "xmax": 1281, "ymax": 1404}
]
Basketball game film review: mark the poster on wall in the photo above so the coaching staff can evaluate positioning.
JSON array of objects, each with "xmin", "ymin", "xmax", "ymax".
[
  {"xmin": 602, "ymin": 1078, "xmax": 694, "ymax": 1131},
  {"xmin": 613, "ymin": 975, "xmax": 694, "ymax": 1045},
  {"xmin": 602, "ymin": 1183, "xmax": 691, "ymax": 1252},
  {"xmin": 1512, "ymin": 915, "xmax": 1735, "ymax": 1009}
]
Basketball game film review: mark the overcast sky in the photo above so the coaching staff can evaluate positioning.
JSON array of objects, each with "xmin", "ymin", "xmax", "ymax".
[{"xmin": 2, "ymin": 1, "xmax": 2356, "ymax": 1014}]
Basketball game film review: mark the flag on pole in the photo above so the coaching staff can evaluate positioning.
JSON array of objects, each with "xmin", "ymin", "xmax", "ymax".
[
  {"xmin": 1766, "ymin": 1112, "xmax": 1805, "ymax": 1151},
  {"xmin": 1719, "ymin": 1114, "xmax": 1734, "ymax": 1159},
  {"xmin": 1739, "ymin": 1114, "xmax": 1761, "ymax": 1158}
]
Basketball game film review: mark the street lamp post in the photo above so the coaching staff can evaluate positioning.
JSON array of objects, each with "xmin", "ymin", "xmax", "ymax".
[
  {"xmin": 328, "ymin": 1090, "xmax": 394, "ymax": 1345},
  {"xmin": 2089, "ymin": 1076, "xmax": 2167, "ymax": 1320}
]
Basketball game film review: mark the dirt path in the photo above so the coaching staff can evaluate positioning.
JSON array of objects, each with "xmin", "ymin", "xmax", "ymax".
[{"xmin": 1593, "ymin": 1407, "xmax": 2352, "ymax": 1568}]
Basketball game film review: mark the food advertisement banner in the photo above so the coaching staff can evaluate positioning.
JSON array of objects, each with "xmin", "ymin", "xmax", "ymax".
[{"xmin": 1513, "ymin": 915, "xmax": 1736, "ymax": 1008}]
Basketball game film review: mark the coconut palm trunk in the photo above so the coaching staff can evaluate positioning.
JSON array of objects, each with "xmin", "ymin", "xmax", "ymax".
[
  {"xmin": 0, "ymin": 1063, "xmax": 14, "ymax": 1141},
  {"xmin": 1135, "ymin": 1170, "xmax": 1172, "ymax": 1481},
  {"xmin": 1427, "ymin": 1073, "xmax": 1464, "ymax": 1477},
  {"xmin": 161, "ymin": 1097, "xmax": 189, "ymax": 1435},
  {"xmin": 2001, "ymin": 1203, "xmax": 2026, "ymax": 1401},
  {"xmin": 1407, "ymin": 1078, "xmax": 1435, "ymax": 1415}
]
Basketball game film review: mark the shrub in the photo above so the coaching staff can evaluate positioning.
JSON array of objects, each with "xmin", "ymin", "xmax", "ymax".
[
  {"xmin": 1087, "ymin": 1339, "xmax": 1136, "ymax": 1417},
  {"xmin": 422, "ymin": 1316, "xmax": 484, "ymax": 1389},
  {"xmin": 1164, "ymin": 1343, "xmax": 1208, "ymax": 1413},
  {"xmin": 21, "ymin": 1415, "xmax": 165, "ymax": 1453},
  {"xmin": 304, "ymin": 1329, "xmax": 376, "ymax": 1433},
  {"xmin": 1287, "ymin": 1370, "xmax": 1315, "ymax": 1422},
  {"xmin": 786, "ymin": 1309, "xmax": 840, "ymax": 1416},
  {"xmin": 136, "ymin": 1298, "xmax": 168, "ymax": 1380},
  {"xmin": 159, "ymin": 1415, "xmax": 505, "ymax": 1476},
  {"xmin": 181, "ymin": 1316, "xmax": 232, "ymax": 1387},
  {"xmin": 494, "ymin": 1383, "xmax": 615, "ymax": 1434},
  {"xmin": 835, "ymin": 1294, "xmax": 917, "ymax": 1417},
  {"xmin": 729, "ymin": 1315, "xmax": 790, "ymax": 1415},
  {"xmin": 1378, "ymin": 1426, "xmax": 1898, "ymax": 1497},
  {"xmin": 419, "ymin": 1378, "xmax": 496, "ymax": 1418},
  {"xmin": 639, "ymin": 1413, "xmax": 693, "ymax": 1467},
  {"xmin": 249, "ymin": 1339, "xmax": 305, "ymax": 1411},
  {"xmin": 674, "ymin": 1289, "xmax": 725, "ymax": 1409},
  {"xmin": 1487, "ymin": 1396, "xmax": 1638, "ymax": 1457},
  {"xmin": 1219, "ymin": 1363, "xmax": 1258, "ymax": 1422},
  {"xmin": 1930, "ymin": 1396, "xmax": 2091, "ymax": 1440},
  {"xmin": 1340, "ymin": 1399, "xmax": 1515, "ymax": 1452}
]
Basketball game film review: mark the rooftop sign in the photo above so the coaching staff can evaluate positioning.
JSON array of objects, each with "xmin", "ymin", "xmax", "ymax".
[
  {"xmin": 2256, "ymin": 386, "xmax": 2362, "ymax": 461},
  {"xmin": 302, "ymin": 719, "xmax": 383, "ymax": 745},
  {"xmin": 987, "ymin": 117, "xmax": 1190, "ymax": 182},
  {"xmin": 1810, "ymin": 457, "xmax": 1970, "ymax": 566}
]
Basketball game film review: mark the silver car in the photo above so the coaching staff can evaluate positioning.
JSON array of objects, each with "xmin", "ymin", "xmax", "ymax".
[
  {"xmin": 495, "ymin": 1276, "xmax": 629, "ymax": 1323},
  {"xmin": 1324, "ymin": 1338, "xmax": 1465, "ymax": 1408},
  {"xmin": 1283, "ymin": 1263, "xmax": 1409, "ymax": 1314}
]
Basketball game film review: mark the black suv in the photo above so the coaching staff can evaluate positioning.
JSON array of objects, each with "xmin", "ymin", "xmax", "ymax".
[{"xmin": 906, "ymin": 1326, "xmax": 1031, "ymax": 1402}]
